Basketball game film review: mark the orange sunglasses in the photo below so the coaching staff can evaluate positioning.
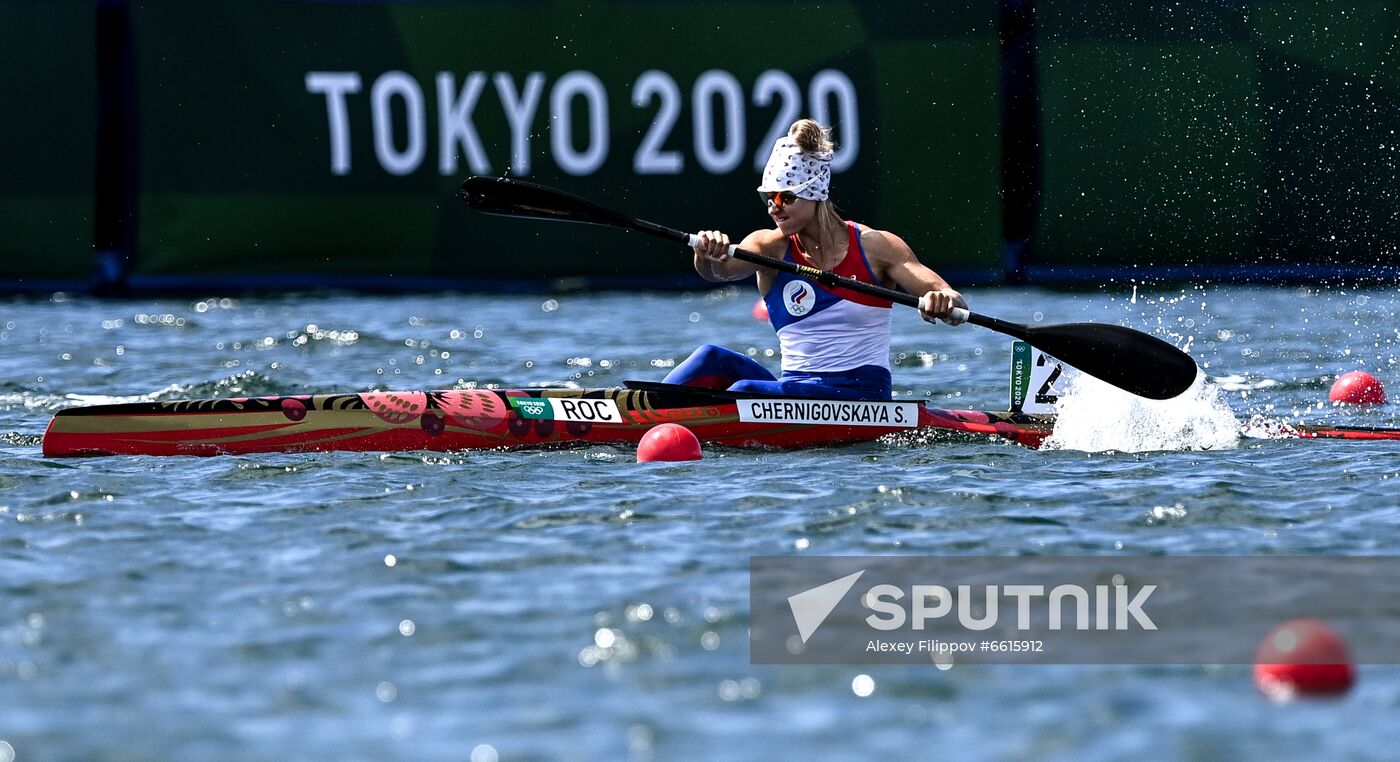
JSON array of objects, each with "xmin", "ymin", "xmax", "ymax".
[{"xmin": 759, "ymin": 190, "xmax": 799, "ymax": 209}]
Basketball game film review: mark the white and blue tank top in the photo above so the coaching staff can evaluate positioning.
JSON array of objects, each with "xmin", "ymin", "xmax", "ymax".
[{"xmin": 761, "ymin": 222, "xmax": 894, "ymax": 373}]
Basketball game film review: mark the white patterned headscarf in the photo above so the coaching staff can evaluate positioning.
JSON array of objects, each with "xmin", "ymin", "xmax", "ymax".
[{"xmin": 757, "ymin": 137, "xmax": 832, "ymax": 201}]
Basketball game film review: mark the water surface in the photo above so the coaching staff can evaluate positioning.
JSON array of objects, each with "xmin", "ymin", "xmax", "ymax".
[{"xmin": 2, "ymin": 284, "xmax": 1398, "ymax": 760}]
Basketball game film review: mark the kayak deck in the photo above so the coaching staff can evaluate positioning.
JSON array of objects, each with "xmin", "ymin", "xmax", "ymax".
[{"xmin": 40, "ymin": 382, "xmax": 1399, "ymax": 457}]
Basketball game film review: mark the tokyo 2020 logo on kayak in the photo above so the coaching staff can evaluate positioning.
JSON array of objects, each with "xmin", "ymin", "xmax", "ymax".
[{"xmin": 783, "ymin": 281, "xmax": 815, "ymax": 316}]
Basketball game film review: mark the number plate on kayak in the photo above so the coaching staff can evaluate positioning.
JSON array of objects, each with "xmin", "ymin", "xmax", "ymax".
[
  {"xmin": 737, "ymin": 399, "xmax": 920, "ymax": 428},
  {"xmin": 1010, "ymin": 341, "xmax": 1072, "ymax": 414},
  {"xmin": 509, "ymin": 397, "xmax": 624, "ymax": 423}
]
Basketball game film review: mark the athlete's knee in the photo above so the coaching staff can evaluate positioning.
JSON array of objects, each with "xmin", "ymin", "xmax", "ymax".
[
  {"xmin": 687, "ymin": 344, "xmax": 732, "ymax": 363},
  {"xmin": 729, "ymin": 378, "xmax": 785, "ymax": 396}
]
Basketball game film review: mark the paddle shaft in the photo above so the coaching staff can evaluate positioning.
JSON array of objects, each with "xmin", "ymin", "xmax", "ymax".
[
  {"xmin": 459, "ymin": 174, "xmax": 977, "ymax": 321},
  {"xmin": 460, "ymin": 175, "xmax": 1050, "ymax": 338}
]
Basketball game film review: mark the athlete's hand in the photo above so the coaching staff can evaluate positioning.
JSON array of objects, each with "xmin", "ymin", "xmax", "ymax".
[
  {"xmin": 691, "ymin": 230, "xmax": 732, "ymax": 262},
  {"xmin": 918, "ymin": 288, "xmax": 968, "ymax": 325}
]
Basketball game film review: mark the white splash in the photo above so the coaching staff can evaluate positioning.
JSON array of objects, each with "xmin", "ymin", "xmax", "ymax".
[
  {"xmin": 62, "ymin": 384, "xmax": 187, "ymax": 406},
  {"xmin": 1042, "ymin": 371, "xmax": 1240, "ymax": 453}
]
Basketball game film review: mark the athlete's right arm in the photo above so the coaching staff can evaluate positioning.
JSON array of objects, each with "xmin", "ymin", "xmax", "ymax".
[{"xmin": 692, "ymin": 230, "xmax": 769, "ymax": 282}]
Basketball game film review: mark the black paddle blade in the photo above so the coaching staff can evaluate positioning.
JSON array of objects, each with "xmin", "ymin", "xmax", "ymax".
[
  {"xmin": 1023, "ymin": 323, "xmax": 1199, "ymax": 400},
  {"xmin": 458, "ymin": 176, "xmax": 687, "ymax": 244},
  {"xmin": 459, "ymin": 176, "xmax": 625, "ymax": 226}
]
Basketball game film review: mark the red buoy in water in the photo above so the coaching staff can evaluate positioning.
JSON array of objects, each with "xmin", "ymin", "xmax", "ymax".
[
  {"xmin": 1329, "ymin": 371, "xmax": 1387, "ymax": 405},
  {"xmin": 636, "ymin": 424, "xmax": 703, "ymax": 462},
  {"xmin": 751, "ymin": 297, "xmax": 769, "ymax": 321},
  {"xmin": 1253, "ymin": 618, "xmax": 1355, "ymax": 700}
]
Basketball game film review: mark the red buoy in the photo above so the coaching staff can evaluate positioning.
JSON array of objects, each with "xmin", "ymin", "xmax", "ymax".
[
  {"xmin": 1253, "ymin": 618, "xmax": 1355, "ymax": 700},
  {"xmin": 1329, "ymin": 371, "xmax": 1387, "ymax": 405},
  {"xmin": 636, "ymin": 424, "xmax": 703, "ymax": 462},
  {"xmin": 751, "ymin": 297, "xmax": 769, "ymax": 321}
]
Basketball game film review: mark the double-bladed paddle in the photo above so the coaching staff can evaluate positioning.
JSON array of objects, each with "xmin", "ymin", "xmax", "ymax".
[{"xmin": 458, "ymin": 176, "xmax": 1199, "ymax": 400}]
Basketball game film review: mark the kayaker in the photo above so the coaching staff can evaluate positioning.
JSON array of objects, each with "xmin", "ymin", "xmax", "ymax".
[{"xmin": 663, "ymin": 118, "xmax": 968, "ymax": 401}]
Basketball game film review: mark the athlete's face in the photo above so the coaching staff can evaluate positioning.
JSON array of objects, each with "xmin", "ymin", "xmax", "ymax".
[{"xmin": 767, "ymin": 195, "xmax": 815, "ymax": 236}]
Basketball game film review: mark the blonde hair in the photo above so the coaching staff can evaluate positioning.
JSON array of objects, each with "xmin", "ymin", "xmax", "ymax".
[
  {"xmin": 788, "ymin": 119, "xmax": 844, "ymax": 232},
  {"xmin": 788, "ymin": 118, "xmax": 835, "ymax": 154}
]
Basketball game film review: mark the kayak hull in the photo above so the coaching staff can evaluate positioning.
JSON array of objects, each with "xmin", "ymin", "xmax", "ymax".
[
  {"xmin": 40, "ymin": 384, "xmax": 1399, "ymax": 457},
  {"xmin": 41, "ymin": 386, "xmax": 1053, "ymax": 457}
]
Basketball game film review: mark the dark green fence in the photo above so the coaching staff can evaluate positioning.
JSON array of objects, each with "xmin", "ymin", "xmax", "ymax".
[
  {"xmin": 1, "ymin": 0, "xmax": 1395, "ymax": 292},
  {"xmin": 0, "ymin": 0, "xmax": 96, "ymax": 287},
  {"xmin": 1034, "ymin": 0, "xmax": 1399, "ymax": 275},
  {"xmin": 126, "ymin": 0, "xmax": 1002, "ymax": 289}
]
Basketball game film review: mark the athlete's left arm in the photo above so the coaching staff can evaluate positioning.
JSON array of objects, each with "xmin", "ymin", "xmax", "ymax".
[{"xmin": 861, "ymin": 229, "xmax": 968, "ymax": 324}]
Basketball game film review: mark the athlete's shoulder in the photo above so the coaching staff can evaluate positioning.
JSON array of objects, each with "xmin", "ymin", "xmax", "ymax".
[
  {"xmin": 743, "ymin": 227, "xmax": 792, "ymax": 255},
  {"xmin": 856, "ymin": 226, "xmax": 914, "ymax": 261}
]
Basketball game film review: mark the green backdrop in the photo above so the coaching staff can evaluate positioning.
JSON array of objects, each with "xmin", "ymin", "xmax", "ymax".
[
  {"xmin": 1036, "ymin": 0, "xmax": 1400, "ymax": 267},
  {"xmin": 127, "ymin": 0, "xmax": 1003, "ymax": 284},
  {"xmin": 0, "ymin": 0, "xmax": 95, "ymax": 283},
  {"xmin": 5, "ymin": 0, "xmax": 1392, "ymax": 289}
]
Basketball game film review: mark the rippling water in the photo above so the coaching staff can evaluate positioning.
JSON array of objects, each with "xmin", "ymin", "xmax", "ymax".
[{"xmin": 3, "ymin": 284, "xmax": 1399, "ymax": 760}]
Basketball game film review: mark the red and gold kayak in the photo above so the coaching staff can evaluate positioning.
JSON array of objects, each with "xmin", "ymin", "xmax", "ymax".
[{"xmin": 40, "ymin": 381, "xmax": 1398, "ymax": 457}]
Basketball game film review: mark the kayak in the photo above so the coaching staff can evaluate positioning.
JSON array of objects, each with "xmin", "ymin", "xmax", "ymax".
[
  {"xmin": 40, "ymin": 381, "xmax": 1051, "ymax": 456},
  {"xmin": 39, "ymin": 380, "xmax": 1400, "ymax": 457}
]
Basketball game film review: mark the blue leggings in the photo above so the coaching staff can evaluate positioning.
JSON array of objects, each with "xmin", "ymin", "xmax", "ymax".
[{"xmin": 662, "ymin": 344, "xmax": 892, "ymax": 401}]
